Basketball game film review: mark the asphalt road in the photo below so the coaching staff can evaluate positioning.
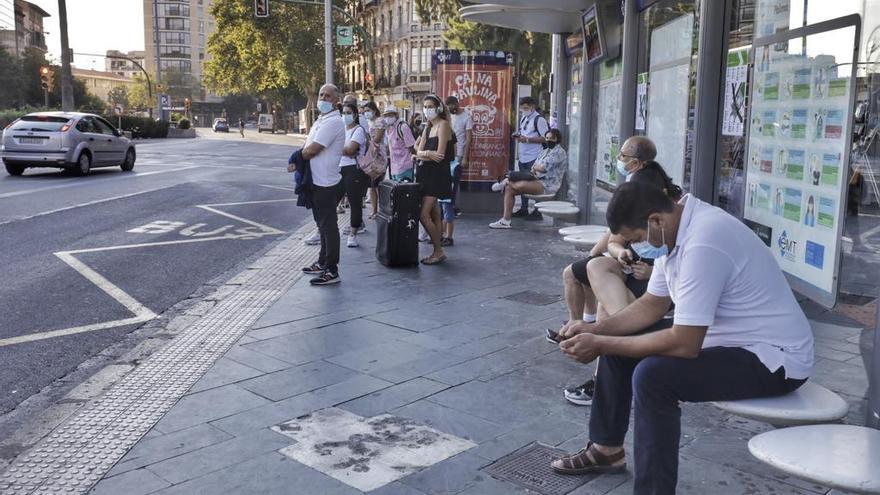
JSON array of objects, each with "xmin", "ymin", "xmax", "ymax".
[{"xmin": 0, "ymin": 129, "xmax": 310, "ymax": 418}]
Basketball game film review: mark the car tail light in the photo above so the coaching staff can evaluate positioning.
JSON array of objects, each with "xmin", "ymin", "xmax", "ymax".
[{"xmin": 3, "ymin": 119, "xmax": 17, "ymax": 130}]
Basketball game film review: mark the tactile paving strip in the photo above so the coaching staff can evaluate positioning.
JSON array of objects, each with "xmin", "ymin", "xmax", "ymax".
[
  {"xmin": 482, "ymin": 442, "xmax": 596, "ymax": 495},
  {"xmin": 0, "ymin": 215, "xmax": 346, "ymax": 494}
]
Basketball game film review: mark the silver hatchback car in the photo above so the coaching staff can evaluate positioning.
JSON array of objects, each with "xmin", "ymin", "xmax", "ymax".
[{"xmin": 1, "ymin": 112, "xmax": 136, "ymax": 176}]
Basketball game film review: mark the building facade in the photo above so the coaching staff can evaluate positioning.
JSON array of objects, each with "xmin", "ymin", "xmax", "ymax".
[
  {"xmin": 0, "ymin": 0, "xmax": 48, "ymax": 57},
  {"xmin": 105, "ymin": 50, "xmax": 147, "ymax": 80},
  {"xmin": 72, "ymin": 68, "xmax": 136, "ymax": 104},
  {"xmin": 342, "ymin": 0, "xmax": 447, "ymax": 118},
  {"xmin": 143, "ymin": 0, "xmax": 219, "ymax": 103}
]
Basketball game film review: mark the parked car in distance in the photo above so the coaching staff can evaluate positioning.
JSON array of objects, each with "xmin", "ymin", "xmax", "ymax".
[
  {"xmin": 257, "ymin": 113, "xmax": 274, "ymax": 133},
  {"xmin": 1, "ymin": 112, "xmax": 136, "ymax": 176},
  {"xmin": 212, "ymin": 118, "xmax": 230, "ymax": 132}
]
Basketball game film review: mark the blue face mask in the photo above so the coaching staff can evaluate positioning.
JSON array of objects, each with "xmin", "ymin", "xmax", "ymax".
[
  {"xmin": 616, "ymin": 160, "xmax": 629, "ymax": 178},
  {"xmin": 631, "ymin": 221, "xmax": 669, "ymax": 259},
  {"xmin": 317, "ymin": 100, "xmax": 334, "ymax": 114},
  {"xmin": 343, "ymin": 114, "xmax": 355, "ymax": 125}
]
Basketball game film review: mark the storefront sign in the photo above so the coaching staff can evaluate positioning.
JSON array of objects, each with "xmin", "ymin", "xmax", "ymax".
[
  {"xmin": 743, "ymin": 20, "xmax": 859, "ymax": 308},
  {"xmin": 432, "ymin": 50, "xmax": 516, "ymax": 186},
  {"xmin": 722, "ymin": 49, "xmax": 749, "ymax": 136},
  {"xmin": 635, "ymin": 73, "xmax": 648, "ymax": 131}
]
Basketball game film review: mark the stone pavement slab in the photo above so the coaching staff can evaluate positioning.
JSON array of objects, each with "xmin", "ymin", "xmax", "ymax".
[{"xmin": 80, "ymin": 213, "xmax": 872, "ymax": 494}]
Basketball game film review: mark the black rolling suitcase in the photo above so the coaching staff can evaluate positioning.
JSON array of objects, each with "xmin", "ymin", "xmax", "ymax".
[{"xmin": 375, "ymin": 179, "xmax": 421, "ymax": 267}]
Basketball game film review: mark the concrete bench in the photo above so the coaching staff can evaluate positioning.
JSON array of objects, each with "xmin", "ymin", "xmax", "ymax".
[
  {"xmin": 713, "ymin": 382, "xmax": 848, "ymax": 426},
  {"xmin": 539, "ymin": 205, "xmax": 580, "ymax": 222},
  {"xmin": 749, "ymin": 425, "xmax": 880, "ymax": 493},
  {"xmin": 535, "ymin": 201, "xmax": 575, "ymax": 210},
  {"xmin": 558, "ymin": 225, "xmax": 607, "ymax": 236},
  {"xmin": 563, "ymin": 231, "xmax": 606, "ymax": 250}
]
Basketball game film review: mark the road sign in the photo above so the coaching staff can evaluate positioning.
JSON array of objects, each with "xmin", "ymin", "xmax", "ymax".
[
  {"xmin": 114, "ymin": 104, "xmax": 124, "ymax": 116},
  {"xmin": 159, "ymin": 94, "xmax": 170, "ymax": 110},
  {"xmin": 257, "ymin": 103, "xmax": 262, "ymax": 112},
  {"xmin": 336, "ymin": 26, "xmax": 354, "ymax": 46},
  {"xmin": 254, "ymin": 0, "xmax": 269, "ymax": 17}
]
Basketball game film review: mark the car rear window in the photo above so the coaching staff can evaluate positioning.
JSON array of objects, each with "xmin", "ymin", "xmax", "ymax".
[{"xmin": 11, "ymin": 116, "xmax": 70, "ymax": 132}]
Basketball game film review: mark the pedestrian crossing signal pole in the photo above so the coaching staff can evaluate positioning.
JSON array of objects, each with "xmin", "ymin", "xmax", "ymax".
[
  {"xmin": 324, "ymin": 0, "xmax": 333, "ymax": 85},
  {"xmin": 39, "ymin": 66, "xmax": 50, "ymax": 109}
]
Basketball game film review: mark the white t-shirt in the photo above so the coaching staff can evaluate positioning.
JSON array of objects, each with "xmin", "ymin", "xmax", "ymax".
[
  {"xmin": 517, "ymin": 111, "xmax": 549, "ymax": 163},
  {"xmin": 647, "ymin": 194, "xmax": 814, "ymax": 379},
  {"xmin": 339, "ymin": 125, "xmax": 367, "ymax": 168},
  {"xmin": 450, "ymin": 109, "xmax": 473, "ymax": 159},
  {"xmin": 305, "ymin": 111, "xmax": 345, "ymax": 187}
]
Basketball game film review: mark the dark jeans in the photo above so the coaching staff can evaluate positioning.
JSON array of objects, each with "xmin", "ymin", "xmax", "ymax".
[
  {"xmin": 341, "ymin": 165, "xmax": 368, "ymax": 229},
  {"xmin": 311, "ymin": 181, "xmax": 344, "ymax": 273},
  {"xmin": 589, "ymin": 327, "xmax": 806, "ymax": 495},
  {"xmin": 518, "ymin": 159, "xmax": 535, "ymax": 211}
]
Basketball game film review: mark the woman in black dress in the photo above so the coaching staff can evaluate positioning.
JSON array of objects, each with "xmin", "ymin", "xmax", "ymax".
[{"xmin": 414, "ymin": 94, "xmax": 455, "ymax": 265}]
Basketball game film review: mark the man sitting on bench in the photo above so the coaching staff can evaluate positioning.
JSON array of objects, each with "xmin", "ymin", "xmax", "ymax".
[{"xmin": 550, "ymin": 181, "xmax": 814, "ymax": 495}]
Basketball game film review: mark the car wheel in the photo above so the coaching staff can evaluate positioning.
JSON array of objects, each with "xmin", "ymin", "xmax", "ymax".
[
  {"xmin": 4, "ymin": 163, "xmax": 24, "ymax": 176},
  {"xmin": 121, "ymin": 148, "xmax": 136, "ymax": 171},
  {"xmin": 75, "ymin": 152, "xmax": 91, "ymax": 176}
]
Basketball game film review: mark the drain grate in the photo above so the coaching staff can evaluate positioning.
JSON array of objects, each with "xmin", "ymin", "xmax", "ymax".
[
  {"xmin": 503, "ymin": 290, "xmax": 562, "ymax": 306},
  {"xmin": 482, "ymin": 442, "xmax": 596, "ymax": 495}
]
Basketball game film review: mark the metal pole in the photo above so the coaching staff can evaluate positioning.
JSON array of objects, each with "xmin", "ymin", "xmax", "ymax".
[
  {"xmin": 324, "ymin": 0, "xmax": 333, "ymax": 84},
  {"xmin": 43, "ymin": 88, "xmax": 48, "ymax": 109},
  {"xmin": 618, "ymin": 0, "xmax": 639, "ymax": 143},
  {"xmin": 57, "ymin": 0, "xmax": 74, "ymax": 111},
  {"xmin": 153, "ymin": 0, "xmax": 162, "ymax": 118},
  {"xmin": 868, "ymin": 300, "xmax": 880, "ymax": 429}
]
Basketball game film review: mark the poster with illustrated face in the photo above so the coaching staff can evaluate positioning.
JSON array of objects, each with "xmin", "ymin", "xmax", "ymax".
[
  {"xmin": 742, "ymin": 20, "xmax": 858, "ymax": 307},
  {"xmin": 432, "ymin": 50, "xmax": 516, "ymax": 185}
]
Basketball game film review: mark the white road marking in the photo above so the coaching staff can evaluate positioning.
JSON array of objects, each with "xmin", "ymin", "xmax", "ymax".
[
  {"xmin": 257, "ymin": 184, "xmax": 295, "ymax": 192},
  {"xmin": 2, "ymin": 198, "xmax": 291, "ymax": 347},
  {"xmin": 0, "ymin": 166, "xmax": 195, "ymax": 199}
]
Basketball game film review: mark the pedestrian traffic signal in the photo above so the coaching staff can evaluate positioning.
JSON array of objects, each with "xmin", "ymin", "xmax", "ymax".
[
  {"xmin": 39, "ymin": 66, "xmax": 50, "ymax": 90},
  {"xmin": 46, "ymin": 68, "xmax": 55, "ymax": 91},
  {"xmin": 184, "ymin": 98, "xmax": 191, "ymax": 112},
  {"xmin": 254, "ymin": 0, "xmax": 269, "ymax": 17}
]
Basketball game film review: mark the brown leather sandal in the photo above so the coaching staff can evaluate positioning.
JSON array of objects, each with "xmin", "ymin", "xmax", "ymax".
[{"xmin": 551, "ymin": 442, "xmax": 626, "ymax": 475}]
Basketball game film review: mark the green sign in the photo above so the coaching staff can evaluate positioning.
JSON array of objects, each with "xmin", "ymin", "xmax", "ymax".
[{"xmin": 336, "ymin": 26, "xmax": 354, "ymax": 46}]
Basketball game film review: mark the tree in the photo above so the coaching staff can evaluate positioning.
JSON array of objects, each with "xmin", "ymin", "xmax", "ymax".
[
  {"xmin": 0, "ymin": 48, "xmax": 23, "ymax": 109},
  {"xmin": 414, "ymin": 0, "xmax": 551, "ymax": 95},
  {"xmin": 128, "ymin": 74, "xmax": 153, "ymax": 111},
  {"xmin": 204, "ymin": 0, "xmax": 358, "ymax": 112},
  {"xmin": 108, "ymin": 86, "xmax": 129, "ymax": 109}
]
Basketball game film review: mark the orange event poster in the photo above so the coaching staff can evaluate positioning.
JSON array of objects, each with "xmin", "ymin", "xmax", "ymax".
[{"xmin": 432, "ymin": 50, "xmax": 517, "ymax": 186}]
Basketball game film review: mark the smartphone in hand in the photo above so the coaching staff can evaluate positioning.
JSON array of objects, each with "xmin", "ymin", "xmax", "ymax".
[{"xmin": 545, "ymin": 328, "xmax": 563, "ymax": 343}]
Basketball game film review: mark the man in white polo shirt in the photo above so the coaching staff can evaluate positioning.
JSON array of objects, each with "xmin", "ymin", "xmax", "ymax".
[
  {"xmin": 297, "ymin": 83, "xmax": 346, "ymax": 286},
  {"xmin": 551, "ymin": 181, "xmax": 814, "ymax": 494}
]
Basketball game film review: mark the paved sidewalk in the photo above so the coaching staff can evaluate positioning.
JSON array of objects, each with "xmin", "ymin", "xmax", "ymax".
[{"xmin": 88, "ymin": 212, "xmax": 873, "ymax": 495}]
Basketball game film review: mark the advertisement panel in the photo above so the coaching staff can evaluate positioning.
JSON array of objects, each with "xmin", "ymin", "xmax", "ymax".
[
  {"xmin": 742, "ymin": 18, "xmax": 860, "ymax": 308},
  {"xmin": 432, "ymin": 50, "xmax": 517, "ymax": 187}
]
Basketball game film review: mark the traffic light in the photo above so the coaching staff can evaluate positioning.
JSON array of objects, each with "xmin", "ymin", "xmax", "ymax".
[
  {"xmin": 46, "ymin": 68, "xmax": 55, "ymax": 91},
  {"xmin": 39, "ymin": 66, "xmax": 49, "ymax": 90},
  {"xmin": 254, "ymin": 0, "xmax": 269, "ymax": 17},
  {"xmin": 184, "ymin": 98, "xmax": 191, "ymax": 112}
]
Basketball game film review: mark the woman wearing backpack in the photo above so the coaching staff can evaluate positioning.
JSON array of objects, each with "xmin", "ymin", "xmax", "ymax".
[
  {"xmin": 360, "ymin": 101, "xmax": 387, "ymax": 220},
  {"xmin": 414, "ymin": 94, "xmax": 455, "ymax": 265},
  {"xmin": 339, "ymin": 102, "xmax": 369, "ymax": 248}
]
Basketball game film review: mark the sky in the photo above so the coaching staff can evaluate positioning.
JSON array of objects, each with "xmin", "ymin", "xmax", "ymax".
[{"xmin": 32, "ymin": 0, "xmax": 144, "ymax": 71}]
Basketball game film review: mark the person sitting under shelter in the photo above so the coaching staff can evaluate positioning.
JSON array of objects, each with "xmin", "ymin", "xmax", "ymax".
[{"xmin": 551, "ymin": 181, "xmax": 813, "ymax": 495}]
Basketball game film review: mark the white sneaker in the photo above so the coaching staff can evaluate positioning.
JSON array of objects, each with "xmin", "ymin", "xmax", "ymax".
[
  {"xmin": 489, "ymin": 218, "xmax": 512, "ymax": 229},
  {"xmin": 342, "ymin": 225, "xmax": 367, "ymax": 235},
  {"xmin": 418, "ymin": 231, "xmax": 429, "ymax": 242},
  {"xmin": 491, "ymin": 178, "xmax": 508, "ymax": 192},
  {"xmin": 304, "ymin": 231, "xmax": 321, "ymax": 245},
  {"xmin": 347, "ymin": 235, "xmax": 359, "ymax": 248},
  {"xmin": 336, "ymin": 206, "xmax": 345, "ymax": 214}
]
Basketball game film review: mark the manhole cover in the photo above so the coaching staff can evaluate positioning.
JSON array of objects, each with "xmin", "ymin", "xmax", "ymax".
[
  {"xmin": 503, "ymin": 290, "xmax": 562, "ymax": 306},
  {"xmin": 482, "ymin": 442, "xmax": 596, "ymax": 495}
]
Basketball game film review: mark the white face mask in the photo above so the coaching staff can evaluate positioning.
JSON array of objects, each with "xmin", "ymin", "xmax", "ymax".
[
  {"xmin": 383, "ymin": 116, "xmax": 397, "ymax": 126},
  {"xmin": 343, "ymin": 114, "xmax": 355, "ymax": 126},
  {"xmin": 423, "ymin": 107, "xmax": 438, "ymax": 120}
]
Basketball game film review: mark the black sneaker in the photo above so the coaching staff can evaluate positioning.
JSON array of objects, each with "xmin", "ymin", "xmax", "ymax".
[
  {"xmin": 512, "ymin": 208, "xmax": 529, "ymax": 218},
  {"xmin": 310, "ymin": 270, "xmax": 340, "ymax": 285},
  {"xmin": 524, "ymin": 210, "xmax": 543, "ymax": 221},
  {"xmin": 454, "ymin": 206, "xmax": 462, "ymax": 217},
  {"xmin": 302, "ymin": 262, "xmax": 324, "ymax": 275},
  {"xmin": 564, "ymin": 379, "xmax": 595, "ymax": 406}
]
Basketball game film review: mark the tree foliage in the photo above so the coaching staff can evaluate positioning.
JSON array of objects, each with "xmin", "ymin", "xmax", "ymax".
[
  {"xmin": 413, "ymin": 0, "xmax": 552, "ymax": 95},
  {"xmin": 204, "ymin": 0, "xmax": 358, "ymax": 109},
  {"xmin": 128, "ymin": 74, "xmax": 152, "ymax": 111},
  {"xmin": 0, "ymin": 47, "xmax": 105, "ymax": 112}
]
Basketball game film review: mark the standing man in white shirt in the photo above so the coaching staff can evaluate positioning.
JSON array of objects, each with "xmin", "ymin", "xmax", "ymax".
[
  {"xmin": 551, "ymin": 181, "xmax": 814, "ymax": 494},
  {"xmin": 512, "ymin": 96, "xmax": 549, "ymax": 219},
  {"xmin": 296, "ymin": 84, "xmax": 346, "ymax": 286},
  {"xmin": 442, "ymin": 96, "xmax": 472, "ymax": 245}
]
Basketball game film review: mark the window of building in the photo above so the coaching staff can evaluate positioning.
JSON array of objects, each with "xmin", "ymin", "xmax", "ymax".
[
  {"xmin": 411, "ymin": 45, "xmax": 419, "ymax": 72},
  {"xmin": 198, "ymin": 21, "xmax": 204, "ymax": 33},
  {"xmin": 163, "ymin": 17, "xmax": 189, "ymax": 30},
  {"xmin": 398, "ymin": 6, "xmax": 403, "ymax": 29},
  {"xmin": 421, "ymin": 46, "xmax": 429, "ymax": 72}
]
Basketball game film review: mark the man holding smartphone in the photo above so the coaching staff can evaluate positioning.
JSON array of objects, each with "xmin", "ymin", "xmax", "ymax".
[{"xmin": 512, "ymin": 97, "xmax": 548, "ymax": 219}]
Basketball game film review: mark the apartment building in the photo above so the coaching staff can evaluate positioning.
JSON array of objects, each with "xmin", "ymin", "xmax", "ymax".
[
  {"xmin": 105, "ymin": 50, "xmax": 147, "ymax": 80},
  {"xmin": 342, "ymin": 0, "xmax": 447, "ymax": 116},
  {"xmin": 72, "ymin": 68, "xmax": 136, "ymax": 104},
  {"xmin": 143, "ymin": 0, "xmax": 219, "ymax": 103},
  {"xmin": 0, "ymin": 0, "xmax": 49, "ymax": 57}
]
